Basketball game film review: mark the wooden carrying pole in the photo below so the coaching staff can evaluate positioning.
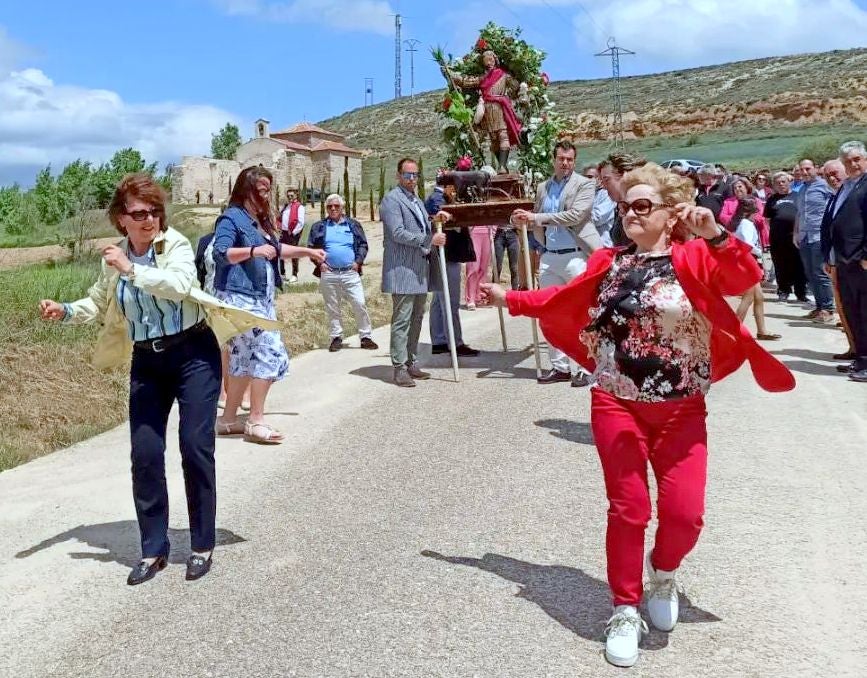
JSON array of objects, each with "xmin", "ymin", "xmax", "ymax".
[
  {"xmin": 488, "ymin": 225, "xmax": 508, "ymax": 351},
  {"xmin": 518, "ymin": 222, "xmax": 542, "ymax": 378},
  {"xmin": 436, "ymin": 223, "xmax": 460, "ymax": 382}
]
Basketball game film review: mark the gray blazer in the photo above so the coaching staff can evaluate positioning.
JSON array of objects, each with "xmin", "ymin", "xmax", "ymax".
[
  {"xmin": 532, "ymin": 172, "xmax": 603, "ymax": 256},
  {"xmin": 380, "ymin": 186, "xmax": 442, "ymax": 294}
]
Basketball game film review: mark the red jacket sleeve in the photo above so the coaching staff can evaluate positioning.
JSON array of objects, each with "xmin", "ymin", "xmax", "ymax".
[{"xmin": 691, "ymin": 235, "xmax": 762, "ymax": 296}]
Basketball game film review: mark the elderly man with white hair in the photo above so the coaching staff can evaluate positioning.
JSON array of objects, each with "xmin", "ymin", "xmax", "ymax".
[
  {"xmin": 821, "ymin": 141, "xmax": 867, "ymax": 382},
  {"xmin": 307, "ymin": 194, "xmax": 378, "ymax": 352}
]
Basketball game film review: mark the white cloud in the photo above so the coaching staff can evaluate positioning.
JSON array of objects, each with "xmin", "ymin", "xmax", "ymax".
[
  {"xmin": 212, "ymin": 0, "xmax": 395, "ymax": 35},
  {"xmin": 0, "ymin": 68, "xmax": 240, "ymax": 186},
  {"xmin": 541, "ymin": 0, "xmax": 867, "ymax": 68}
]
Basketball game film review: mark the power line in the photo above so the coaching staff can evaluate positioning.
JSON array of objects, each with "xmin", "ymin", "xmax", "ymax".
[{"xmin": 403, "ymin": 39, "xmax": 421, "ymax": 98}]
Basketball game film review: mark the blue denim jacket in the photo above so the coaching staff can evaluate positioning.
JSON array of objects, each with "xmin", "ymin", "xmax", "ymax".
[{"xmin": 212, "ymin": 206, "xmax": 282, "ymax": 298}]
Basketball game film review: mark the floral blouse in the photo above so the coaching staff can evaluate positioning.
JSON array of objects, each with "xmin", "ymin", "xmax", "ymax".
[{"xmin": 580, "ymin": 249, "xmax": 712, "ymax": 402}]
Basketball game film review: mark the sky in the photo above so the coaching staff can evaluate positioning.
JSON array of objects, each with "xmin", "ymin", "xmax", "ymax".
[{"xmin": 2, "ymin": 0, "xmax": 867, "ymax": 186}]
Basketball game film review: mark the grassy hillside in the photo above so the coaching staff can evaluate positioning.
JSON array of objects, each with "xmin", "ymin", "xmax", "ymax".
[{"xmin": 320, "ymin": 48, "xmax": 867, "ymax": 186}]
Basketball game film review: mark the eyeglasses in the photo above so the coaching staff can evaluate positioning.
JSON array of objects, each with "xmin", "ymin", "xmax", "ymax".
[
  {"xmin": 401, "ymin": 172, "xmax": 419, "ymax": 179},
  {"xmin": 616, "ymin": 199, "xmax": 670, "ymax": 217},
  {"xmin": 326, "ymin": 203, "xmax": 342, "ymax": 209},
  {"xmin": 124, "ymin": 208, "xmax": 163, "ymax": 221}
]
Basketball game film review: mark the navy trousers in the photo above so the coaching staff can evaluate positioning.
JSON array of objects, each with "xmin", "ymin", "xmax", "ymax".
[
  {"xmin": 837, "ymin": 260, "xmax": 867, "ymax": 371},
  {"xmin": 129, "ymin": 327, "xmax": 221, "ymax": 558}
]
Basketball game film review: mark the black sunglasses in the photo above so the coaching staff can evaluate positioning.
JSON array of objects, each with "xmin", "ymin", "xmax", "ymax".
[{"xmin": 124, "ymin": 208, "xmax": 164, "ymax": 222}]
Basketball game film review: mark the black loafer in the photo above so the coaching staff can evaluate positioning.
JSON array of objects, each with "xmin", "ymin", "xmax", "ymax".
[
  {"xmin": 456, "ymin": 344, "xmax": 480, "ymax": 357},
  {"xmin": 431, "ymin": 343, "xmax": 449, "ymax": 354},
  {"xmin": 329, "ymin": 337, "xmax": 343, "ymax": 352},
  {"xmin": 186, "ymin": 553, "xmax": 212, "ymax": 581},
  {"xmin": 537, "ymin": 369, "xmax": 571, "ymax": 384},
  {"xmin": 127, "ymin": 556, "xmax": 167, "ymax": 586},
  {"xmin": 571, "ymin": 372, "xmax": 591, "ymax": 388},
  {"xmin": 837, "ymin": 362, "xmax": 855, "ymax": 373},
  {"xmin": 360, "ymin": 337, "xmax": 378, "ymax": 350}
]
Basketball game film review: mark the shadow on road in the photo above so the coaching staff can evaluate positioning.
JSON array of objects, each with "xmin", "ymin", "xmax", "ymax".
[
  {"xmin": 534, "ymin": 418, "xmax": 595, "ymax": 445},
  {"xmin": 15, "ymin": 521, "xmax": 246, "ymax": 567},
  {"xmin": 777, "ymin": 359, "xmax": 843, "ymax": 376},
  {"xmin": 421, "ymin": 550, "xmax": 721, "ymax": 650},
  {"xmin": 473, "ymin": 345, "xmax": 536, "ymax": 380},
  {"xmin": 349, "ymin": 365, "xmax": 396, "ymax": 384},
  {"xmin": 770, "ymin": 348, "xmax": 845, "ymax": 361}
]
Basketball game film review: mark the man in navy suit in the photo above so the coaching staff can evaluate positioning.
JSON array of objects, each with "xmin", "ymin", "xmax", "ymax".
[{"xmin": 821, "ymin": 141, "xmax": 867, "ymax": 383}]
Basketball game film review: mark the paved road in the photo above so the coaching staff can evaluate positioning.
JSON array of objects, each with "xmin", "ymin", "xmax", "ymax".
[{"xmin": 1, "ymin": 299, "xmax": 865, "ymax": 677}]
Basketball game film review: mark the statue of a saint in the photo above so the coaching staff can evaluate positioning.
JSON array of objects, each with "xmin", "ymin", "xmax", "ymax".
[{"xmin": 445, "ymin": 50, "xmax": 525, "ymax": 173}]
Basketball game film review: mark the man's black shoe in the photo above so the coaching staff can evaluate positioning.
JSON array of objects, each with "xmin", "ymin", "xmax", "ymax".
[
  {"xmin": 431, "ymin": 343, "xmax": 449, "ymax": 354},
  {"xmin": 456, "ymin": 344, "xmax": 480, "ymax": 357},
  {"xmin": 360, "ymin": 337, "xmax": 378, "ymax": 350},
  {"xmin": 571, "ymin": 372, "xmax": 591, "ymax": 388},
  {"xmin": 833, "ymin": 350, "xmax": 856, "ymax": 361},
  {"xmin": 329, "ymin": 336, "xmax": 343, "ymax": 352},
  {"xmin": 127, "ymin": 556, "xmax": 167, "ymax": 586},
  {"xmin": 185, "ymin": 553, "xmax": 212, "ymax": 581},
  {"xmin": 837, "ymin": 362, "xmax": 855, "ymax": 373},
  {"xmin": 537, "ymin": 369, "xmax": 571, "ymax": 384}
]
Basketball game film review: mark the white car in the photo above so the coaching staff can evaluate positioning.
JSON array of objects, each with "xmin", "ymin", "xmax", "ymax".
[{"xmin": 661, "ymin": 159, "xmax": 705, "ymax": 172}]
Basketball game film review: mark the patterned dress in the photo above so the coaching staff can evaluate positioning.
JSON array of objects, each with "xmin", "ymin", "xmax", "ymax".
[
  {"xmin": 215, "ymin": 264, "xmax": 289, "ymax": 381},
  {"xmin": 580, "ymin": 249, "xmax": 711, "ymax": 402}
]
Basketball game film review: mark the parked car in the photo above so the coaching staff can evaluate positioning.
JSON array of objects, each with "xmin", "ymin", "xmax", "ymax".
[{"xmin": 661, "ymin": 159, "xmax": 705, "ymax": 172}]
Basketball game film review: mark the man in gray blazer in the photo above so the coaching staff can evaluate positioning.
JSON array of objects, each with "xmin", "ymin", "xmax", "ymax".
[
  {"xmin": 380, "ymin": 157, "xmax": 450, "ymax": 387},
  {"xmin": 513, "ymin": 139, "xmax": 604, "ymax": 386}
]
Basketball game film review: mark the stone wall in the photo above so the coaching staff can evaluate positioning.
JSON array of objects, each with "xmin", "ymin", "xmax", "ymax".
[{"xmin": 172, "ymin": 156, "xmax": 241, "ymax": 205}]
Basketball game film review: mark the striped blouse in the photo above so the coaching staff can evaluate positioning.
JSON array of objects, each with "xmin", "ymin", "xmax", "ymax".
[{"xmin": 116, "ymin": 247, "xmax": 204, "ymax": 341}]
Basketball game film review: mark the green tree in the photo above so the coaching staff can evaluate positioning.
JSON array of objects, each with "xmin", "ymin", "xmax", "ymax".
[
  {"xmin": 369, "ymin": 187, "xmax": 375, "ymax": 221},
  {"xmin": 352, "ymin": 187, "xmax": 357, "ymax": 221},
  {"xmin": 33, "ymin": 166, "xmax": 65, "ymax": 225},
  {"xmin": 210, "ymin": 122, "xmax": 242, "ymax": 160},
  {"xmin": 92, "ymin": 148, "xmax": 157, "ymax": 206},
  {"xmin": 301, "ymin": 175, "xmax": 308, "ymax": 205},
  {"xmin": 320, "ymin": 176, "xmax": 327, "ymax": 219},
  {"xmin": 417, "ymin": 156, "xmax": 426, "ymax": 200},
  {"xmin": 343, "ymin": 157, "xmax": 351, "ymax": 218},
  {"xmin": 378, "ymin": 161, "xmax": 386, "ymax": 211}
]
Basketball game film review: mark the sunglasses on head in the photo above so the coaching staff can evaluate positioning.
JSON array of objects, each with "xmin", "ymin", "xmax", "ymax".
[
  {"xmin": 124, "ymin": 208, "xmax": 163, "ymax": 222},
  {"xmin": 616, "ymin": 199, "xmax": 670, "ymax": 217}
]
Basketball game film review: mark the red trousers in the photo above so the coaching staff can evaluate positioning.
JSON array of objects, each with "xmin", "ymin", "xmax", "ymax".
[{"xmin": 590, "ymin": 388, "xmax": 708, "ymax": 607}]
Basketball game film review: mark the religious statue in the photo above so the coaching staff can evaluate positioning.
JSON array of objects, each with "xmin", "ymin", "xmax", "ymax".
[{"xmin": 443, "ymin": 50, "xmax": 527, "ymax": 174}]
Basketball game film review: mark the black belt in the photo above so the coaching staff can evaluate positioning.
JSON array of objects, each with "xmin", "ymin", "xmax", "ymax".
[
  {"xmin": 546, "ymin": 247, "xmax": 578, "ymax": 255},
  {"xmin": 134, "ymin": 321, "xmax": 208, "ymax": 353},
  {"xmin": 324, "ymin": 265, "xmax": 355, "ymax": 273}
]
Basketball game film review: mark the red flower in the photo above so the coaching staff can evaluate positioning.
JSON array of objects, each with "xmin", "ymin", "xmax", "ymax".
[
  {"xmin": 443, "ymin": 95, "xmax": 452, "ymax": 111},
  {"xmin": 476, "ymin": 38, "xmax": 489, "ymax": 50},
  {"xmin": 540, "ymin": 72, "xmax": 550, "ymax": 86}
]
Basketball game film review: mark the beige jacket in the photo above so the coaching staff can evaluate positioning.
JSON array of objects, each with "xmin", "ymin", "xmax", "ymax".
[
  {"xmin": 532, "ymin": 172, "xmax": 603, "ymax": 256},
  {"xmin": 63, "ymin": 227, "xmax": 283, "ymax": 370}
]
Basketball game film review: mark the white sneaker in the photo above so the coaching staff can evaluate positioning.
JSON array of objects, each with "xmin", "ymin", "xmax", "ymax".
[
  {"xmin": 645, "ymin": 552, "xmax": 679, "ymax": 632},
  {"xmin": 604, "ymin": 605, "xmax": 647, "ymax": 668},
  {"xmin": 289, "ymin": 275, "xmax": 298, "ymax": 283}
]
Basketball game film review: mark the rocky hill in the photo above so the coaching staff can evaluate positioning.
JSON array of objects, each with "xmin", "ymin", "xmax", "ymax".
[{"xmin": 321, "ymin": 48, "xmax": 867, "ymax": 159}]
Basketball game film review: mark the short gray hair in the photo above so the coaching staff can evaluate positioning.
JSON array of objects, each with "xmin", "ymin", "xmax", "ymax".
[
  {"xmin": 325, "ymin": 193, "xmax": 345, "ymax": 207},
  {"xmin": 839, "ymin": 140, "xmax": 867, "ymax": 157},
  {"xmin": 771, "ymin": 171, "xmax": 791, "ymax": 184},
  {"xmin": 697, "ymin": 163, "xmax": 717, "ymax": 176}
]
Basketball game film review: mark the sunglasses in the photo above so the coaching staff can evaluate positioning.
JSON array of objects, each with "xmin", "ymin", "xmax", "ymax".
[
  {"xmin": 401, "ymin": 172, "xmax": 419, "ymax": 179},
  {"xmin": 616, "ymin": 199, "xmax": 670, "ymax": 217},
  {"xmin": 124, "ymin": 208, "xmax": 163, "ymax": 222}
]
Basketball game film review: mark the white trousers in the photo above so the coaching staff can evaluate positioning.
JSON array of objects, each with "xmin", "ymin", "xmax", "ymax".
[
  {"xmin": 538, "ymin": 250, "xmax": 588, "ymax": 374},
  {"xmin": 319, "ymin": 270, "xmax": 373, "ymax": 340}
]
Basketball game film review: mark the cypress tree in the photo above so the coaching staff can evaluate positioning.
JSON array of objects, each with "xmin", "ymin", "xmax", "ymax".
[
  {"xmin": 319, "ymin": 176, "xmax": 327, "ymax": 219},
  {"xmin": 352, "ymin": 187, "xmax": 357, "ymax": 220},
  {"xmin": 369, "ymin": 187, "xmax": 375, "ymax": 221},
  {"xmin": 343, "ymin": 157, "xmax": 351, "ymax": 218},
  {"xmin": 417, "ymin": 157, "xmax": 425, "ymax": 200},
  {"xmin": 301, "ymin": 175, "xmax": 308, "ymax": 205},
  {"xmin": 378, "ymin": 161, "xmax": 385, "ymax": 207}
]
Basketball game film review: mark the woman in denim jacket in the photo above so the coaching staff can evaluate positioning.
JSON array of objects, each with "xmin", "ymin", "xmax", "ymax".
[{"xmin": 212, "ymin": 166, "xmax": 324, "ymax": 443}]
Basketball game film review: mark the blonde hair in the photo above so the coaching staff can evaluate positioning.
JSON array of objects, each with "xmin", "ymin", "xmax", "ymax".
[{"xmin": 620, "ymin": 163, "xmax": 696, "ymax": 243}]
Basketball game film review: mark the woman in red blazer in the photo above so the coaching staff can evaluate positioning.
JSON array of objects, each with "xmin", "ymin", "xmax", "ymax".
[{"xmin": 483, "ymin": 164, "xmax": 794, "ymax": 668}]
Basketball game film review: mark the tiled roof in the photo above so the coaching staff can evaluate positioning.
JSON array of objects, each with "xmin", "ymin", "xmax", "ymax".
[{"xmin": 273, "ymin": 122, "xmax": 343, "ymax": 138}]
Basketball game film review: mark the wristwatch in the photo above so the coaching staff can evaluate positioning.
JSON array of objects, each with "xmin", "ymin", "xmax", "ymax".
[{"xmin": 704, "ymin": 227, "xmax": 729, "ymax": 247}]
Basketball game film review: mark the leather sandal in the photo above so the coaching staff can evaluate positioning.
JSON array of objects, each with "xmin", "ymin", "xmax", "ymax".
[
  {"xmin": 756, "ymin": 333, "xmax": 781, "ymax": 341},
  {"xmin": 244, "ymin": 421, "xmax": 284, "ymax": 445},
  {"xmin": 216, "ymin": 420, "xmax": 245, "ymax": 436}
]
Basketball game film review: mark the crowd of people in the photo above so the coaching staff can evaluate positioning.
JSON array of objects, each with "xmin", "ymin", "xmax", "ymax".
[{"xmin": 35, "ymin": 136, "xmax": 865, "ymax": 668}]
